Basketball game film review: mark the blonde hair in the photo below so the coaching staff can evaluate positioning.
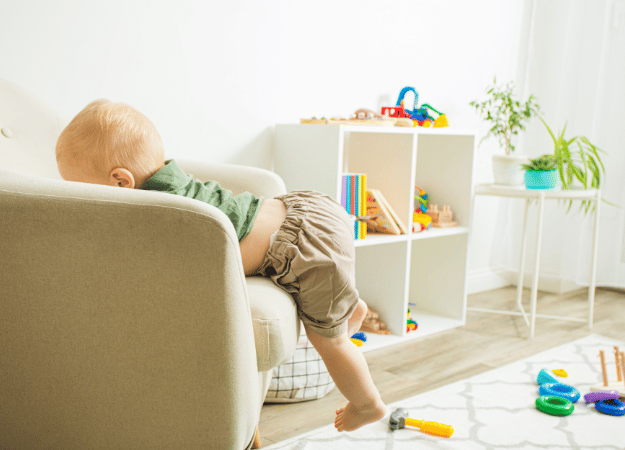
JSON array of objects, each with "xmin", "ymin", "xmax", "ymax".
[{"xmin": 56, "ymin": 99, "xmax": 165, "ymax": 184}]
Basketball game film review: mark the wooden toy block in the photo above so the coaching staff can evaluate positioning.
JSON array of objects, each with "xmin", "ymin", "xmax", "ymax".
[
  {"xmin": 589, "ymin": 347, "xmax": 625, "ymax": 399},
  {"xmin": 431, "ymin": 204, "xmax": 458, "ymax": 228},
  {"xmin": 360, "ymin": 306, "xmax": 391, "ymax": 335},
  {"xmin": 300, "ymin": 118, "xmax": 328, "ymax": 124},
  {"xmin": 426, "ymin": 204, "xmax": 439, "ymax": 223}
]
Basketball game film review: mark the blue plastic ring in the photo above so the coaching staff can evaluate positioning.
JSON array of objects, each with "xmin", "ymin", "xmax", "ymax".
[
  {"xmin": 595, "ymin": 399, "xmax": 625, "ymax": 416},
  {"xmin": 538, "ymin": 383, "xmax": 580, "ymax": 403}
]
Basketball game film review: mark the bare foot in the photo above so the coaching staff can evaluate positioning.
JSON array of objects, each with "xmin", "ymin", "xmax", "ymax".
[{"xmin": 334, "ymin": 400, "xmax": 386, "ymax": 432}]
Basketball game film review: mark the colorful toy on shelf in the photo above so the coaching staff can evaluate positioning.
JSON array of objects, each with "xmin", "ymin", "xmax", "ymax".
[
  {"xmin": 413, "ymin": 212, "xmax": 432, "ymax": 232},
  {"xmin": 414, "ymin": 185, "xmax": 428, "ymax": 213},
  {"xmin": 351, "ymin": 108, "xmax": 414, "ymax": 127},
  {"xmin": 351, "ymin": 332, "xmax": 367, "ymax": 342},
  {"xmin": 350, "ymin": 337, "xmax": 364, "ymax": 347},
  {"xmin": 406, "ymin": 303, "xmax": 418, "ymax": 333},
  {"xmin": 589, "ymin": 347, "xmax": 625, "ymax": 399},
  {"xmin": 413, "ymin": 185, "xmax": 432, "ymax": 232},
  {"xmin": 350, "ymin": 332, "xmax": 367, "ymax": 346},
  {"xmin": 381, "ymin": 87, "xmax": 449, "ymax": 128}
]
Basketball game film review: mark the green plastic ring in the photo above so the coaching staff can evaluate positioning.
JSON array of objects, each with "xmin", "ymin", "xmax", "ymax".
[{"xmin": 536, "ymin": 395, "xmax": 574, "ymax": 416}]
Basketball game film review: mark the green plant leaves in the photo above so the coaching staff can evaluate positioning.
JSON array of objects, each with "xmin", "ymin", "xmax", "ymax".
[
  {"xmin": 521, "ymin": 154, "xmax": 557, "ymax": 171},
  {"xmin": 470, "ymin": 77, "xmax": 540, "ymax": 155},
  {"xmin": 538, "ymin": 116, "xmax": 612, "ymax": 214}
]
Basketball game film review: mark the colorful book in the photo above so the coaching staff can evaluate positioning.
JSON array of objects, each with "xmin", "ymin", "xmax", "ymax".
[
  {"xmin": 366, "ymin": 189, "xmax": 407, "ymax": 235},
  {"xmin": 341, "ymin": 173, "xmax": 367, "ymax": 240}
]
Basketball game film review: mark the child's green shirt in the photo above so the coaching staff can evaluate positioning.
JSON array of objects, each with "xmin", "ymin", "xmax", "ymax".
[{"xmin": 140, "ymin": 160, "xmax": 264, "ymax": 242}]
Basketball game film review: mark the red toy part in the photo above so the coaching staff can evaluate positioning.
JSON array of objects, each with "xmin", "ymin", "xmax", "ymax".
[{"xmin": 381, "ymin": 106, "xmax": 410, "ymax": 118}]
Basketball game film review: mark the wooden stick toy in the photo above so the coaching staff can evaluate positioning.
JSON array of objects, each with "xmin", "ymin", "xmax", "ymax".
[
  {"xmin": 616, "ymin": 346, "xmax": 623, "ymax": 382},
  {"xmin": 620, "ymin": 351, "xmax": 625, "ymax": 389},
  {"xmin": 590, "ymin": 347, "xmax": 625, "ymax": 399}
]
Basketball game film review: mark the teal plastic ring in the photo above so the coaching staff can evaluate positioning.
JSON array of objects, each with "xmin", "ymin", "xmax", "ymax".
[
  {"xmin": 536, "ymin": 395, "xmax": 574, "ymax": 416},
  {"xmin": 538, "ymin": 383, "xmax": 580, "ymax": 403}
]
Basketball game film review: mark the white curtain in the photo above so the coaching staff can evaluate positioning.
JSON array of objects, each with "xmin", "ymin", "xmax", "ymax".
[{"xmin": 492, "ymin": 0, "xmax": 625, "ymax": 289}]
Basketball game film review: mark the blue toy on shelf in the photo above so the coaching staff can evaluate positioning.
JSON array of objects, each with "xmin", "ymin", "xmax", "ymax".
[{"xmin": 382, "ymin": 86, "xmax": 449, "ymax": 128}]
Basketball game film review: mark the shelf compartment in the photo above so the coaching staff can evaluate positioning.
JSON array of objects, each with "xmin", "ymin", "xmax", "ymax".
[
  {"xmin": 354, "ymin": 241, "xmax": 409, "ymax": 337},
  {"xmin": 355, "ymin": 226, "xmax": 469, "ymax": 247},
  {"xmin": 409, "ymin": 232, "xmax": 468, "ymax": 322},
  {"xmin": 344, "ymin": 131, "xmax": 416, "ymax": 232},
  {"xmin": 360, "ymin": 312, "xmax": 465, "ymax": 352},
  {"xmin": 414, "ymin": 134, "xmax": 475, "ymax": 228}
]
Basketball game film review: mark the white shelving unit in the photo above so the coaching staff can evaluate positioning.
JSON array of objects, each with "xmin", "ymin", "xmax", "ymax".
[{"xmin": 275, "ymin": 124, "xmax": 477, "ymax": 352}]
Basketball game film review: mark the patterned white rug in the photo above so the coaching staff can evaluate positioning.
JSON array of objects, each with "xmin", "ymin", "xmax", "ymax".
[{"xmin": 264, "ymin": 334, "xmax": 625, "ymax": 450}]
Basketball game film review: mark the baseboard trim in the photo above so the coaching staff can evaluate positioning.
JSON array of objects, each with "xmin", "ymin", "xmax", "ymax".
[
  {"xmin": 467, "ymin": 267, "xmax": 583, "ymax": 295},
  {"xmin": 467, "ymin": 267, "xmax": 510, "ymax": 295}
]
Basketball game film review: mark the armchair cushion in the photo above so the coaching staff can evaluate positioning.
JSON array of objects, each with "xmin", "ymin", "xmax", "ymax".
[{"xmin": 247, "ymin": 277, "xmax": 300, "ymax": 371}]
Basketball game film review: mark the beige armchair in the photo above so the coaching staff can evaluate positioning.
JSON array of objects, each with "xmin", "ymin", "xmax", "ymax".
[{"xmin": 0, "ymin": 78, "xmax": 299, "ymax": 450}]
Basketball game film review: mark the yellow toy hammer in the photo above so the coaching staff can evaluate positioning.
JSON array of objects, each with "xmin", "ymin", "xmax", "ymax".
[{"xmin": 388, "ymin": 408, "xmax": 454, "ymax": 438}]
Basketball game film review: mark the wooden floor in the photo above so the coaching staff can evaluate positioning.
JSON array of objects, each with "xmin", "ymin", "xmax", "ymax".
[{"xmin": 258, "ymin": 286, "xmax": 625, "ymax": 446}]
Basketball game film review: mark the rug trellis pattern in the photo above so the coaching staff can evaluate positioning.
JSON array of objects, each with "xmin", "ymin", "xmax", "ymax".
[{"xmin": 264, "ymin": 334, "xmax": 625, "ymax": 450}]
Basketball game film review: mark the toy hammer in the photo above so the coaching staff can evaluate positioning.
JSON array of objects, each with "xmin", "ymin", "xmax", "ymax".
[{"xmin": 388, "ymin": 408, "xmax": 454, "ymax": 438}]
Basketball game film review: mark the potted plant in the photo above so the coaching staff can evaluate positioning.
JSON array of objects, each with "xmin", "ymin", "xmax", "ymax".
[
  {"xmin": 470, "ymin": 78, "xmax": 540, "ymax": 185},
  {"xmin": 538, "ymin": 116, "xmax": 607, "ymax": 212},
  {"xmin": 522, "ymin": 154, "xmax": 558, "ymax": 190}
]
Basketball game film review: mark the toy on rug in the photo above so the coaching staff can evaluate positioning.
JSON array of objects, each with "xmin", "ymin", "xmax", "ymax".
[
  {"xmin": 535, "ymin": 368, "xmax": 577, "ymax": 415},
  {"xmin": 360, "ymin": 306, "xmax": 391, "ymax": 335},
  {"xmin": 536, "ymin": 368, "xmax": 567, "ymax": 385},
  {"xmin": 535, "ymin": 360, "xmax": 625, "ymax": 417},
  {"xmin": 535, "ymin": 395, "xmax": 574, "ymax": 416},
  {"xmin": 539, "ymin": 383, "xmax": 580, "ymax": 403},
  {"xmin": 407, "ymin": 302, "xmax": 418, "ymax": 333},
  {"xmin": 389, "ymin": 408, "xmax": 454, "ymax": 438},
  {"xmin": 590, "ymin": 347, "xmax": 625, "ymax": 399},
  {"xmin": 381, "ymin": 87, "xmax": 449, "ymax": 128}
]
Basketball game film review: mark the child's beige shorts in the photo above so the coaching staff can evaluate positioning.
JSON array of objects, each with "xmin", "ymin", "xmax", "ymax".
[{"xmin": 251, "ymin": 191, "xmax": 359, "ymax": 338}]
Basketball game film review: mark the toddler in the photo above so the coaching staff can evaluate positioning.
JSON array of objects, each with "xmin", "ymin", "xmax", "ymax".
[{"xmin": 55, "ymin": 99, "xmax": 386, "ymax": 432}]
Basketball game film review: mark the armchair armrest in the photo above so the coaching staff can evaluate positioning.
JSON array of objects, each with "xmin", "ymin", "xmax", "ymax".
[
  {"xmin": 0, "ymin": 170, "xmax": 261, "ymax": 450},
  {"xmin": 176, "ymin": 159, "xmax": 287, "ymax": 199}
]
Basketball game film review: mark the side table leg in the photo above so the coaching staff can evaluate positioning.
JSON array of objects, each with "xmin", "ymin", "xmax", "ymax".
[
  {"xmin": 516, "ymin": 198, "xmax": 531, "ymax": 325},
  {"xmin": 530, "ymin": 193, "xmax": 545, "ymax": 339},
  {"xmin": 588, "ymin": 190, "xmax": 601, "ymax": 329}
]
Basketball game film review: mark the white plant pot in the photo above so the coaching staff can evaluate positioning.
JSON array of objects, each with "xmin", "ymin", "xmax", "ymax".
[{"xmin": 492, "ymin": 154, "xmax": 529, "ymax": 186}]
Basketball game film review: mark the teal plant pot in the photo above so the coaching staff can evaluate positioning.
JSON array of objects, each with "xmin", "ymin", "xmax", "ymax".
[{"xmin": 525, "ymin": 169, "xmax": 558, "ymax": 190}]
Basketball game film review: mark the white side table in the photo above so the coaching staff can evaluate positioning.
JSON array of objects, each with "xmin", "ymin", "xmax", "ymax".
[{"xmin": 470, "ymin": 184, "xmax": 601, "ymax": 339}]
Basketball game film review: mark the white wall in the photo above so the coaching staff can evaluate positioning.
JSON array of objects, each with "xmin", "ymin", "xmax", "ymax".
[{"xmin": 0, "ymin": 0, "xmax": 529, "ymax": 291}]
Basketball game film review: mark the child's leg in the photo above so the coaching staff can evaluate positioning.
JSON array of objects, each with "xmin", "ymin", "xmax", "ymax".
[
  {"xmin": 347, "ymin": 298, "xmax": 368, "ymax": 337},
  {"xmin": 305, "ymin": 325, "xmax": 386, "ymax": 432}
]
